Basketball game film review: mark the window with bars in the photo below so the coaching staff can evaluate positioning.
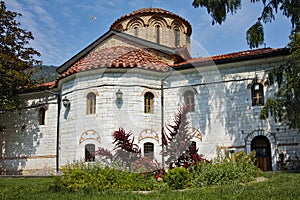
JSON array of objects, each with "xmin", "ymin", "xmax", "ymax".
[
  {"xmin": 144, "ymin": 142, "xmax": 154, "ymax": 159},
  {"xmin": 184, "ymin": 90, "xmax": 195, "ymax": 112},
  {"xmin": 251, "ymin": 83, "xmax": 264, "ymax": 106},
  {"xmin": 87, "ymin": 92, "xmax": 96, "ymax": 114},
  {"xmin": 85, "ymin": 144, "xmax": 95, "ymax": 162},
  {"xmin": 144, "ymin": 92, "xmax": 154, "ymax": 113}
]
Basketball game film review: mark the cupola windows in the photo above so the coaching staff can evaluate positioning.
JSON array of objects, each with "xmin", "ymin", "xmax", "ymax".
[
  {"xmin": 155, "ymin": 25, "xmax": 160, "ymax": 44},
  {"xmin": 174, "ymin": 27, "xmax": 180, "ymax": 47}
]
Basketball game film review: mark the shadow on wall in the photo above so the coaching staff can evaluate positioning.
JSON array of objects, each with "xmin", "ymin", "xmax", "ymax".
[{"xmin": 0, "ymin": 104, "xmax": 43, "ymax": 175}]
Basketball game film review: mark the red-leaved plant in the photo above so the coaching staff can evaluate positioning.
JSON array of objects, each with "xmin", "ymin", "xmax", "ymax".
[
  {"xmin": 95, "ymin": 128, "xmax": 160, "ymax": 172},
  {"xmin": 161, "ymin": 105, "xmax": 210, "ymax": 168}
]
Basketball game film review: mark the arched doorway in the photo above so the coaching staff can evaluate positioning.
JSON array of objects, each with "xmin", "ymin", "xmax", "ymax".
[{"xmin": 251, "ymin": 136, "xmax": 272, "ymax": 171}]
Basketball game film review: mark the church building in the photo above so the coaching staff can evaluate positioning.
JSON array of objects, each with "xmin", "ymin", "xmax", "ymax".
[{"xmin": 0, "ymin": 8, "xmax": 299, "ymax": 175}]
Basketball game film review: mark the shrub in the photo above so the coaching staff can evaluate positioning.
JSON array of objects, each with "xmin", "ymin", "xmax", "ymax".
[
  {"xmin": 163, "ymin": 167, "xmax": 191, "ymax": 189},
  {"xmin": 50, "ymin": 162, "xmax": 160, "ymax": 192},
  {"xmin": 190, "ymin": 151, "xmax": 261, "ymax": 187}
]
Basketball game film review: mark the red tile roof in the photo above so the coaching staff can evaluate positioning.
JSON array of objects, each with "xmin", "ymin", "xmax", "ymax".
[
  {"xmin": 57, "ymin": 47, "xmax": 289, "ymax": 81},
  {"xmin": 172, "ymin": 48, "xmax": 290, "ymax": 67},
  {"xmin": 110, "ymin": 8, "xmax": 192, "ymax": 36},
  {"xmin": 58, "ymin": 46, "xmax": 170, "ymax": 79}
]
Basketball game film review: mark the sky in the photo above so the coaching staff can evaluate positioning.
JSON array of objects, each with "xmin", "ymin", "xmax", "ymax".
[{"xmin": 5, "ymin": 0, "xmax": 292, "ymax": 66}]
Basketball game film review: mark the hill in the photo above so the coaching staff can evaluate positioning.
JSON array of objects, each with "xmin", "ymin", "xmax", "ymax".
[{"xmin": 31, "ymin": 65, "xmax": 59, "ymax": 82}]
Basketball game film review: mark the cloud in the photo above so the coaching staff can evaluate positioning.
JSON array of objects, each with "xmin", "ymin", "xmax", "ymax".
[{"xmin": 5, "ymin": 0, "xmax": 68, "ymax": 65}]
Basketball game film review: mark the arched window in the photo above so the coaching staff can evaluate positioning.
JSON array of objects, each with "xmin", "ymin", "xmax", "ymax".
[
  {"xmin": 134, "ymin": 27, "xmax": 139, "ymax": 37},
  {"xmin": 184, "ymin": 90, "xmax": 195, "ymax": 112},
  {"xmin": 87, "ymin": 92, "xmax": 96, "ymax": 114},
  {"xmin": 85, "ymin": 144, "xmax": 95, "ymax": 162},
  {"xmin": 155, "ymin": 25, "xmax": 160, "ymax": 44},
  {"xmin": 38, "ymin": 107, "xmax": 46, "ymax": 125},
  {"xmin": 174, "ymin": 28, "xmax": 180, "ymax": 47},
  {"xmin": 144, "ymin": 142, "xmax": 154, "ymax": 159},
  {"xmin": 251, "ymin": 83, "xmax": 264, "ymax": 106},
  {"xmin": 144, "ymin": 92, "xmax": 154, "ymax": 113}
]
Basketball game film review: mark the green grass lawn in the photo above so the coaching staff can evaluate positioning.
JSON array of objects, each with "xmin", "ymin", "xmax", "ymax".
[{"xmin": 0, "ymin": 172, "xmax": 299, "ymax": 200}]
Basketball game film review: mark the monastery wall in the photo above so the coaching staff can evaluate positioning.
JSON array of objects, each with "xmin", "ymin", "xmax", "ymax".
[
  {"xmin": 0, "ymin": 93, "xmax": 58, "ymax": 175},
  {"xmin": 1, "ymin": 58, "xmax": 299, "ymax": 175},
  {"xmin": 59, "ymin": 70, "xmax": 165, "ymax": 166}
]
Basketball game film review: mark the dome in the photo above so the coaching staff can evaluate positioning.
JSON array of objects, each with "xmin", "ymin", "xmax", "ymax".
[
  {"xmin": 110, "ymin": 8, "xmax": 192, "ymax": 51},
  {"xmin": 110, "ymin": 8, "xmax": 192, "ymax": 36}
]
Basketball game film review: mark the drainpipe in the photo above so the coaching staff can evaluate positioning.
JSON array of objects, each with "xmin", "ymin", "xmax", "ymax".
[
  {"xmin": 56, "ymin": 94, "xmax": 61, "ymax": 173},
  {"xmin": 46, "ymin": 90, "xmax": 61, "ymax": 174}
]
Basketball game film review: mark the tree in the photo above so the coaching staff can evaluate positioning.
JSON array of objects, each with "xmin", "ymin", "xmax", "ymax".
[
  {"xmin": 0, "ymin": 1, "xmax": 41, "ymax": 111},
  {"xmin": 260, "ymin": 25, "xmax": 300, "ymax": 129},
  {"xmin": 193, "ymin": 0, "xmax": 300, "ymax": 130},
  {"xmin": 192, "ymin": 0, "xmax": 299, "ymax": 48}
]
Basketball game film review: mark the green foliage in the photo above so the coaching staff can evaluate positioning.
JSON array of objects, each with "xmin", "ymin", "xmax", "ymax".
[
  {"xmin": 193, "ymin": 0, "xmax": 300, "ymax": 49},
  {"xmin": 50, "ymin": 162, "xmax": 160, "ymax": 192},
  {"xmin": 261, "ymin": 24, "xmax": 300, "ymax": 129},
  {"xmin": 193, "ymin": 0, "xmax": 300, "ymax": 129},
  {"xmin": 0, "ymin": 1, "xmax": 41, "ymax": 111},
  {"xmin": 163, "ymin": 167, "xmax": 191, "ymax": 189},
  {"xmin": 192, "ymin": 0, "xmax": 242, "ymax": 25},
  {"xmin": 1, "ymin": 173, "xmax": 300, "ymax": 199},
  {"xmin": 190, "ymin": 151, "xmax": 261, "ymax": 187},
  {"xmin": 246, "ymin": 21, "xmax": 264, "ymax": 48}
]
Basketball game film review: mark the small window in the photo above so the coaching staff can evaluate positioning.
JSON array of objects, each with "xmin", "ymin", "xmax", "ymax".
[
  {"xmin": 38, "ymin": 107, "xmax": 46, "ymax": 125},
  {"xmin": 134, "ymin": 27, "xmax": 139, "ymax": 37},
  {"xmin": 144, "ymin": 92, "xmax": 154, "ymax": 113},
  {"xmin": 174, "ymin": 28, "xmax": 180, "ymax": 47},
  {"xmin": 251, "ymin": 83, "xmax": 264, "ymax": 106},
  {"xmin": 188, "ymin": 141, "xmax": 197, "ymax": 154},
  {"xmin": 87, "ymin": 92, "xmax": 96, "ymax": 114},
  {"xmin": 144, "ymin": 142, "xmax": 154, "ymax": 159},
  {"xmin": 184, "ymin": 90, "xmax": 195, "ymax": 112},
  {"xmin": 85, "ymin": 144, "xmax": 95, "ymax": 162},
  {"xmin": 155, "ymin": 25, "xmax": 160, "ymax": 44}
]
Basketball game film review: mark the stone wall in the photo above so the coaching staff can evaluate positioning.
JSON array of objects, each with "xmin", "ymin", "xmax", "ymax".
[
  {"xmin": 0, "ymin": 93, "xmax": 58, "ymax": 175},
  {"xmin": 1, "ymin": 55, "xmax": 299, "ymax": 175}
]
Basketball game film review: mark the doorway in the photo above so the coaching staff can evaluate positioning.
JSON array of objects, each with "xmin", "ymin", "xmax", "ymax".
[{"xmin": 251, "ymin": 136, "xmax": 272, "ymax": 171}]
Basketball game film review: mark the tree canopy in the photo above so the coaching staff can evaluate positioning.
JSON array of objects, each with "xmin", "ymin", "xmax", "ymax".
[
  {"xmin": 192, "ymin": 0, "xmax": 299, "ymax": 48},
  {"xmin": 193, "ymin": 0, "xmax": 300, "ymax": 129},
  {"xmin": 0, "ymin": 1, "xmax": 41, "ymax": 111}
]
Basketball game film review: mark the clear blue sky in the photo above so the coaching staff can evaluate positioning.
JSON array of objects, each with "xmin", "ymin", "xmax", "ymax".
[{"xmin": 6, "ymin": 0, "xmax": 291, "ymax": 66}]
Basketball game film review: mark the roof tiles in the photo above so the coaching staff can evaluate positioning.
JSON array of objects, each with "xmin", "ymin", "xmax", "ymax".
[
  {"xmin": 172, "ymin": 48, "xmax": 289, "ymax": 67},
  {"xmin": 59, "ymin": 46, "xmax": 170, "ymax": 79}
]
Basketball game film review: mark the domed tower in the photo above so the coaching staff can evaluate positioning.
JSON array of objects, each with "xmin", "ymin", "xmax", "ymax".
[{"xmin": 110, "ymin": 8, "xmax": 192, "ymax": 52}]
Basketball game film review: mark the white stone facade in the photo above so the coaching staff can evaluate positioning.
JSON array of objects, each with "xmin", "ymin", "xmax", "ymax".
[{"xmin": 0, "ymin": 8, "xmax": 299, "ymax": 175}]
